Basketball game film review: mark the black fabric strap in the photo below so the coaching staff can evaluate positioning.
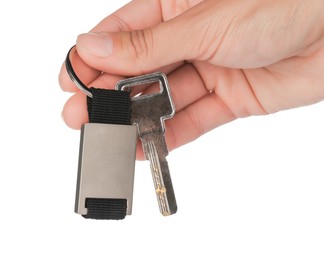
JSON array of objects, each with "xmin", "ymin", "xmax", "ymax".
[
  {"xmin": 83, "ymin": 87, "xmax": 132, "ymax": 220},
  {"xmin": 84, "ymin": 198, "xmax": 127, "ymax": 220},
  {"xmin": 87, "ymin": 88, "xmax": 132, "ymax": 125}
]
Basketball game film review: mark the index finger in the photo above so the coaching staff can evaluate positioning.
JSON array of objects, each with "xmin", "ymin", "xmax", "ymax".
[{"xmin": 59, "ymin": 0, "xmax": 164, "ymax": 93}]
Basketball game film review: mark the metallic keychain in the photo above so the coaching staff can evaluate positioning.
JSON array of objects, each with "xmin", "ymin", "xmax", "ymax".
[
  {"xmin": 66, "ymin": 47, "xmax": 137, "ymax": 219},
  {"xmin": 65, "ymin": 46, "xmax": 93, "ymax": 97},
  {"xmin": 65, "ymin": 46, "xmax": 177, "ymax": 217}
]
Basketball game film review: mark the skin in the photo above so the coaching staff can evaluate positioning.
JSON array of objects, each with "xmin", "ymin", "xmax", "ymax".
[{"xmin": 59, "ymin": 0, "xmax": 324, "ymax": 159}]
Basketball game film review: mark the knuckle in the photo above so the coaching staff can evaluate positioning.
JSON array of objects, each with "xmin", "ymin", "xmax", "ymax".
[
  {"xmin": 109, "ymin": 14, "xmax": 132, "ymax": 31},
  {"xmin": 185, "ymin": 107, "xmax": 204, "ymax": 138},
  {"xmin": 127, "ymin": 29, "xmax": 153, "ymax": 61}
]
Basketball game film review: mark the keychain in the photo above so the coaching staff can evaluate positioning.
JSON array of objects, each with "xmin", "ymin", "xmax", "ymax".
[
  {"xmin": 66, "ymin": 46, "xmax": 136, "ymax": 220},
  {"xmin": 65, "ymin": 46, "xmax": 177, "ymax": 219}
]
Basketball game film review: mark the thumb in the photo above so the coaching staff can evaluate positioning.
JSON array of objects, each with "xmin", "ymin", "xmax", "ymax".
[{"xmin": 76, "ymin": 8, "xmax": 214, "ymax": 75}]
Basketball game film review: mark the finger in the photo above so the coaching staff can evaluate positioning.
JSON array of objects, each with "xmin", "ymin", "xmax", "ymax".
[
  {"xmin": 61, "ymin": 93, "xmax": 236, "ymax": 160},
  {"xmin": 142, "ymin": 63, "xmax": 209, "ymax": 111},
  {"xmin": 91, "ymin": 0, "xmax": 163, "ymax": 32},
  {"xmin": 135, "ymin": 63, "xmax": 209, "ymax": 160},
  {"xmin": 61, "ymin": 91, "xmax": 147, "ymax": 160},
  {"xmin": 59, "ymin": 0, "xmax": 164, "ymax": 92},
  {"xmin": 136, "ymin": 67, "xmax": 219, "ymax": 160},
  {"xmin": 75, "ymin": 1, "xmax": 221, "ymax": 75},
  {"xmin": 135, "ymin": 92, "xmax": 235, "ymax": 160},
  {"xmin": 62, "ymin": 67, "xmax": 233, "ymax": 159},
  {"xmin": 61, "ymin": 60, "xmax": 185, "ymax": 132},
  {"xmin": 62, "ymin": 62, "xmax": 207, "ymax": 129},
  {"xmin": 165, "ymin": 92, "xmax": 236, "ymax": 152},
  {"xmin": 90, "ymin": 61, "xmax": 184, "ymax": 96},
  {"xmin": 62, "ymin": 92, "xmax": 88, "ymax": 129},
  {"xmin": 77, "ymin": 0, "xmax": 322, "ymax": 75}
]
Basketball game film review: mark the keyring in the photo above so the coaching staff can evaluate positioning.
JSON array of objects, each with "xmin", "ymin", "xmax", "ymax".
[{"xmin": 65, "ymin": 46, "xmax": 93, "ymax": 98}]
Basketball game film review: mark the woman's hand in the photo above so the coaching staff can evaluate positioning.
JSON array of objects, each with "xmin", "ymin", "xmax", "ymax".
[{"xmin": 59, "ymin": 0, "xmax": 324, "ymax": 158}]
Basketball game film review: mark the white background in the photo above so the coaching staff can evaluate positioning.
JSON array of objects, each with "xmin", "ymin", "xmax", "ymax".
[{"xmin": 0, "ymin": 1, "xmax": 323, "ymax": 259}]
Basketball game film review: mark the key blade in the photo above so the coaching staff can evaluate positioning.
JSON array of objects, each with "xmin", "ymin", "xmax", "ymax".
[
  {"xmin": 144, "ymin": 140, "xmax": 170, "ymax": 215},
  {"xmin": 142, "ymin": 134, "xmax": 177, "ymax": 216}
]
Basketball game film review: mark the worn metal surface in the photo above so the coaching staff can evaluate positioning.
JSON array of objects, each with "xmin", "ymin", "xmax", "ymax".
[{"xmin": 116, "ymin": 73, "xmax": 177, "ymax": 216}]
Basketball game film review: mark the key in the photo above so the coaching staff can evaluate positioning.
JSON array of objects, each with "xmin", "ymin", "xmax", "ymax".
[{"xmin": 116, "ymin": 72, "xmax": 177, "ymax": 216}]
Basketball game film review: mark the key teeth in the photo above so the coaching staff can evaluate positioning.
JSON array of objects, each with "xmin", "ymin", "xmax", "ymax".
[{"xmin": 161, "ymin": 206, "xmax": 177, "ymax": 216}]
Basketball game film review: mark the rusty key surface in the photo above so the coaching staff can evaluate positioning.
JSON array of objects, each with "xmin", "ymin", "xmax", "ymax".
[{"xmin": 116, "ymin": 72, "xmax": 177, "ymax": 216}]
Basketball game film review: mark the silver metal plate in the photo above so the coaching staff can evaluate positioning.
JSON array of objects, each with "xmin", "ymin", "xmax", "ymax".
[{"xmin": 75, "ymin": 123, "xmax": 137, "ymax": 215}]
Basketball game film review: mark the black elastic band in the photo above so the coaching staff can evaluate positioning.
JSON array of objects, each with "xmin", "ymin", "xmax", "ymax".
[{"xmin": 83, "ymin": 87, "xmax": 132, "ymax": 220}]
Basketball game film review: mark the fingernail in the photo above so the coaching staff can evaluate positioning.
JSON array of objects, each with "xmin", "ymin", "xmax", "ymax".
[{"xmin": 77, "ymin": 32, "xmax": 113, "ymax": 57}]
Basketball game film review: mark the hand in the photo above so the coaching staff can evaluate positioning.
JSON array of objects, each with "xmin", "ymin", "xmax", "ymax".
[{"xmin": 59, "ymin": 0, "xmax": 324, "ymax": 159}]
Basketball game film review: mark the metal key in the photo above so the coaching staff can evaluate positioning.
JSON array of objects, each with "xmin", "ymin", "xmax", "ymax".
[{"xmin": 116, "ymin": 72, "xmax": 177, "ymax": 216}]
